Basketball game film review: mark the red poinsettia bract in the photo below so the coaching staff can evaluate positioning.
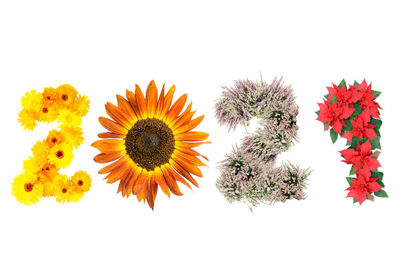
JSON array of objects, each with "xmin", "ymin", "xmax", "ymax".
[
  {"xmin": 346, "ymin": 168, "xmax": 382, "ymax": 204},
  {"xmin": 317, "ymin": 100, "xmax": 354, "ymax": 133},
  {"xmin": 340, "ymin": 140, "xmax": 381, "ymax": 171}
]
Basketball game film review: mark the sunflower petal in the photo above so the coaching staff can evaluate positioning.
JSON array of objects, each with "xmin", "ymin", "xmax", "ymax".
[
  {"xmin": 93, "ymin": 150, "xmax": 125, "ymax": 163},
  {"xmin": 106, "ymin": 163, "xmax": 131, "ymax": 184},
  {"xmin": 91, "ymin": 139, "xmax": 125, "ymax": 153},
  {"xmin": 126, "ymin": 89, "xmax": 142, "ymax": 120},
  {"xmin": 165, "ymin": 94, "xmax": 187, "ymax": 123},
  {"xmin": 174, "ymin": 150, "xmax": 206, "ymax": 167},
  {"xmin": 174, "ymin": 115, "xmax": 204, "ymax": 134},
  {"xmin": 176, "ymin": 146, "xmax": 209, "ymax": 161},
  {"xmin": 98, "ymin": 155, "xmax": 130, "ymax": 174},
  {"xmin": 99, "ymin": 117, "xmax": 128, "ymax": 135},
  {"xmin": 105, "ymin": 103, "xmax": 132, "ymax": 129},
  {"xmin": 125, "ymin": 167, "xmax": 142, "ymax": 197},
  {"xmin": 98, "ymin": 132, "xmax": 125, "ymax": 139},
  {"xmin": 172, "ymin": 154, "xmax": 203, "ymax": 177},
  {"xmin": 116, "ymin": 95, "xmax": 137, "ymax": 124},
  {"xmin": 161, "ymin": 165, "xmax": 183, "ymax": 196},
  {"xmin": 153, "ymin": 167, "xmax": 170, "ymax": 197},
  {"xmin": 170, "ymin": 159, "xmax": 199, "ymax": 187},
  {"xmin": 155, "ymin": 84, "xmax": 165, "ymax": 119},
  {"xmin": 175, "ymin": 131, "xmax": 209, "ymax": 141},
  {"xmin": 146, "ymin": 80, "xmax": 158, "ymax": 118},
  {"xmin": 159, "ymin": 85, "xmax": 176, "ymax": 119},
  {"xmin": 135, "ymin": 85, "xmax": 147, "ymax": 119},
  {"xmin": 147, "ymin": 178, "xmax": 158, "ymax": 210}
]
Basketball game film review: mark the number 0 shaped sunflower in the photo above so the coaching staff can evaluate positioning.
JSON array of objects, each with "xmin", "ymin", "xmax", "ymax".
[{"xmin": 92, "ymin": 80, "xmax": 210, "ymax": 210}]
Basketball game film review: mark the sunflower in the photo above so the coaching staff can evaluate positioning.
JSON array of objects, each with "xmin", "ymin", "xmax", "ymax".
[
  {"xmin": 48, "ymin": 143, "xmax": 74, "ymax": 169},
  {"xmin": 12, "ymin": 172, "xmax": 44, "ymax": 205},
  {"xmin": 92, "ymin": 80, "xmax": 209, "ymax": 210}
]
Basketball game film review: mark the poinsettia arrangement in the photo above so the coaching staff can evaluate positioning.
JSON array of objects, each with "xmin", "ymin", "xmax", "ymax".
[{"xmin": 316, "ymin": 79, "xmax": 386, "ymax": 204}]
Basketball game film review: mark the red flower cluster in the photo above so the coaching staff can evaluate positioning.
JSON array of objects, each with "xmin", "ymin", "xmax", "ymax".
[{"xmin": 316, "ymin": 79, "xmax": 385, "ymax": 204}]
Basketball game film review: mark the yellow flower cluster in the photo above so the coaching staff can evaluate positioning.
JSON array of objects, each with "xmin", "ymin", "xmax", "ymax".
[{"xmin": 13, "ymin": 85, "xmax": 91, "ymax": 205}]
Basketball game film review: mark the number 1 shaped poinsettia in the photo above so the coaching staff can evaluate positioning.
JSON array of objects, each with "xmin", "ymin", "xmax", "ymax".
[{"xmin": 316, "ymin": 79, "xmax": 385, "ymax": 204}]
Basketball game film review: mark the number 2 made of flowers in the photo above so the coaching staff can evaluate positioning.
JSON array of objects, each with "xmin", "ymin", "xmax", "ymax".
[
  {"xmin": 12, "ymin": 85, "xmax": 91, "ymax": 205},
  {"xmin": 215, "ymin": 77, "xmax": 311, "ymax": 207},
  {"xmin": 316, "ymin": 79, "xmax": 385, "ymax": 204}
]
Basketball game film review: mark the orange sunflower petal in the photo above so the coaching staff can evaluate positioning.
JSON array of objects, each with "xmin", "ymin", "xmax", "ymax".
[
  {"xmin": 98, "ymin": 132, "xmax": 125, "ymax": 139},
  {"xmin": 105, "ymin": 161, "xmax": 132, "ymax": 184},
  {"xmin": 153, "ymin": 167, "xmax": 170, "ymax": 197},
  {"xmin": 146, "ymin": 80, "xmax": 158, "ymax": 118},
  {"xmin": 155, "ymin": 84, "xmax": 165, "ymax": 119},
  {"xmin": 165, "ymin": 94, "xmax": 187, "ymax": 124},
  {"xmin": 99, "ymin": 117, "xmax": 128, "ymax": 135},
  {"xmin": 170, "ymin": 159, "xmax": 199, "ymax": 187},
  {"xmin": 135, "ymin": 85, "xmax": 147, "ymax": 119},
  {"xmin": 105, "ymin": 103, "xmax": 132, "ymax": 129},
  {"xmin": 91, "ymin": 139, "xmax": 125, "ymax": 153},
  {"xmin": 126, "ymin": 89, "xmax": 142, "ymax": 120},
  {"xmin": 116, "ymin": 95, "xmax": 137, "ymax": 124},
  {"xmin": 173, "ymin": 115, "xmax": 204, "ymax": 134},
  {"xmin": 158, "ymin": 85, "xmax": 176, "ymax": 120},
  {"xmin": 98, "ymin": 154, "xmax": 130, "ymax": 174},
  {"xmin": 146, "ymin": 178, "xmax": 158, "ymax": 210},
  {"xmin": 175, "ymin": 131, "xmax": 209, "ymax": 141},
  {"xmin": 171, "ymin": 154, "xmax": 203, "ymax": 177},
  {"xmin": 125, "ymin": 167, "xmax": 142, "ymax": 197},
  {"xmin": 161, "ymin": 165, "xmax": 183, "ymax": 196},
  {"xmin": 94, "ymin": 151, "xmax": 126, "ymax": 163}
]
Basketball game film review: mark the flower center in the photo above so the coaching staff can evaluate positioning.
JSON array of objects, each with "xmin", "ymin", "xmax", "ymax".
[
  {"xmin": 125, "ymin": 118, "xmax": 175, "ymax": 171},
  {"xmin": 62, "ymin": 94, "xmax": 68, "ymax": 101},
  {"xmin": 56, "ymin": 150, "xmax": 64, "ymax": 158},
  {"xmin": 24, "ymin": 183, "xmax": 33, "ymax": 192},
  {"xmin": 78, "ymin": 180, "xmax": 84, "ymax": 186},
  {"xmin": 62, "ymin": 188, "xmax": 67, "ymax": 194},
  {"xmin": 42, "ymin": 107, "xmax": 49, "ymax": 114}
]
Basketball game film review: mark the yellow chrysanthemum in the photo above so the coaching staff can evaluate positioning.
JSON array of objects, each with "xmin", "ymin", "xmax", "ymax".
[
  {"xmin": 57, "ymin": 109, "xmax": 81, "ymax": 128},
  {"xmin": 21, "ymin": 90, "xmax": 42, "ymax": 112},
  {"xmin": 32, "ymin": 141, "xmax": 51, "ymax": 164},
  {"xmin": 22, "ymin": 157, "xmax": 42, "ymax": 174},
  {"xmin": 56, "ymin": 84, "xmax": 78, "ymax": 107},
  {"xmin": 18, "ymin": 109, "xmax": 37, "ymax": 130},
  {"xmin": 71, "ymin": 171, "xmax": 91, "ymax": 193},
  {"xmin": 46, "ymin": 130, "xmax": 66, "ymax": 148},
  {"xmin": 12, "ymin": 172, "xmax": 43, "ymax": 205},
  {"xmin": 48, "ymin": 143, "xmax": 74, "ymax": 169},
  {"xmin": 68, "ymin": 190, "xmax": 85, "ymax": 202},
  {"xmin": 61, "ymin": 126, "xmax": 84, "ymax": 149},
  {"xmin": 53, "ymin": 174, "xmax": 74, "ymax": 203},
  {"xmin": 73, "ymin": 94, "xmax": 90, "ymax": 117},
  {"xmin": 42, "ymin": 87, "xmax": 58, "ymax": 103},
  {"xmin": 37, "ymin": 102, "xmax": 58, "ymax": 123}
]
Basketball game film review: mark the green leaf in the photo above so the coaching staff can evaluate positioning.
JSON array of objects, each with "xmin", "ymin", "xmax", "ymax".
[
  {"xmin": 346, "ymin": 177, "xmax": 355, "ymax": 186},
  {"xmin": 371, "ymin": 170, "xmax": 383, "ymax": 179},
  {"xmin": 353, "ymin": 81, "xmax": 360, "ymax": 86},
  {"xmin": 329, "ymin": 95, "xmax": 337, "ymax": 104},
  {"xmin": 371, "ymin": 90, "xmax": 382, "ymax": 99},
  {"xmin": 341, "ymin": 119, "xmax": 353, "ymax": 135},
  {"xmin": 330, "ymin": 128, "xmax": 338, "ymax": 144},
  {"xmin": 370, "ymin": 136, "xmax": 381, "ymax": 150},
  {"xmin": 374, "ymin": 189, "xmax": 388, "ymax": 198},
  {"xmin": 376, "ymin": 178, "xmax": 385, "ymax": 187},
  {"xmin": 353, "ymin": 198, "xmax": 358, "ymax": 203},
  {"xmin": 349, "ymin": 166, "xmax": 357, "ymax": 176},
  {"xmin": 353, "ymin": 102, "xmax": 362, "ymax": 115},
  {"xmin": 315, "ymin": 110, "xmax": 320, "ymax": 116},
  {"xmin": 351, "ymin": 136, "xmax": 361, "ymax": 149},
  {"xmin": 324, "ymin": 94, "xmax": 329, "ymax": 100},
  {"xmin": 338, "ymin": 79, "xmax": 347, "ymax": 89}
]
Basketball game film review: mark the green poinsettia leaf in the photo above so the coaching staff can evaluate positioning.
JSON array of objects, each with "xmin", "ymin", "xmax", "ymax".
[
  {"xmin": 330, "ymin": 128, "xmax": 338, "ymax": 144},
  {"xmin": 374, "ymin": 189, "xmax": 388, "ymax": 198},
  {"xmin": 349, "ymin": 166, "xmax": 357, "ymax": 176},
  {"xmin": 353, "ymin": 102, "xmax": 362, "ymax": 115},
  {"xmin": 351, "ymin": 136, "xmax": 361, "ymax": 149},
  {"xmin": 346, "ymin": 177, "xmax": 355, "ymax": 186},
  {"xmin": 371, "ymin": 90, "xmax": 382, "ymax": 100},
  {"xmin": 338, "ymin": 79, "xmax": 347, "ymax": 89},
  {"xmin": 376, "ymin": 177, "xmax": 385, "ymax": 187},
  {"xmin": 315, "ymin": 110, "xmax": 320, "ymax": 116},
  {"xmin": 370, "ymin": 136, "xmax": 381, "ymax": 150},
  {"xmin": 353, "ymin": 81, "xmax": 360, "ymax": 86},
  {"xmin": 329, "ymin": 95, "xmax": 337, "ymax": 104},
  {"xmin": 371, "ymin": 170, "xmax": 383, "ymax": 179},
  {"xmin": 353, "ymin": 198, "xmax": 358, "ymax": 203},
  {"xmin": 324, "ymin": 94, "xmax": 329, "ymax": 99}
]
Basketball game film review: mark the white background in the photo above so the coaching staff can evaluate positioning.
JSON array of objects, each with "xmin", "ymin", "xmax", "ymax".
[{"xmin": 0, "ymin": 1, "xmax": 399, "ymax": 266}]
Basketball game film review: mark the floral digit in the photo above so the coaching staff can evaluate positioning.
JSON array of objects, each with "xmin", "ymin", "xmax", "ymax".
[
  {"xmin": 215, "ymin": 77, "xmax": 311, "ymax": 207},
  {"xmin": 12, "ymin": 85, "xmax": 91, "ymax": 205},
  {"xmin": 316, "ymin": 79, "xmax": 385, "ymax": 204}
]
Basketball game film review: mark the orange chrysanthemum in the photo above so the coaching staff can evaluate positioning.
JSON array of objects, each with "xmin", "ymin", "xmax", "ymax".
[{"xmin": 92, "ymin": 80, "xmax": 210, "ymax": 210}]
